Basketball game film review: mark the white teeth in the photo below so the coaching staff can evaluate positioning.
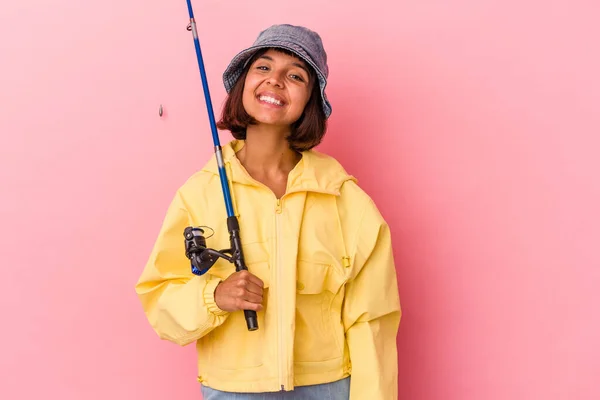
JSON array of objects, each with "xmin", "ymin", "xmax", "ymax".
[{"xmin": 259, "ymin": 96, "xmax": 283, "ymax": 106}]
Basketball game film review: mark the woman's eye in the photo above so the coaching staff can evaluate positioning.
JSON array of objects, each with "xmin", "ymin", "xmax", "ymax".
[
  {"xmin": 290, "ymin": 74, "xmax": 305, "ymax": 82},
  {"xmin": 256, "ymin": 65, "xmax": 269, "ymax": 71}
]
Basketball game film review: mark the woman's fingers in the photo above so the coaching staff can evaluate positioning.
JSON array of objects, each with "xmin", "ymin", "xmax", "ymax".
[
  {"xmin": 215, "ymin": 270, "xmax": 265, "ymax": 312},
  {"xmin": 236, "ymin": 270, "xmax": 264, "ymax": 289},
  {"xmin": 235, "ymin": 299, "xmax": 264, "ymax": 312}
]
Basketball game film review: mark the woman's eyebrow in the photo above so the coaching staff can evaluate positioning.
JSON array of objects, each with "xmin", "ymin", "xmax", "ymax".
[
  {"xmin": 258, "ymin": 55, "xmax": 310, "ymax": 75},
  {"xmin": 292, "ymin": 62, "xmax": 310, "ymax": 76}
]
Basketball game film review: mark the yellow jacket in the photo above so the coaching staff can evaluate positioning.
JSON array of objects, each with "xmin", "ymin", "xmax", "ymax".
[{"xmin": 135, "ymin": 140, "xmax": 401, "ymax": 399}]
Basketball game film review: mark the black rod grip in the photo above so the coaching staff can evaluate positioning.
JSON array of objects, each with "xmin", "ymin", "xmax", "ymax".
[{"xmin": 227, "ymin": 216, "xmax": 259, "ymax": 331}]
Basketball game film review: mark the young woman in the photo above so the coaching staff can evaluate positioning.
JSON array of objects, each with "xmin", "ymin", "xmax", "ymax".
[{"xmin": 135, "ymin": 24, "xmax": 401, "ymax": 400}]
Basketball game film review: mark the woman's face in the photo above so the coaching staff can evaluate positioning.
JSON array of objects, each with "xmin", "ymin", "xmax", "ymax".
[{"xmin": 242, "ymin": 49, "xmax": 313, "ymax": 128}]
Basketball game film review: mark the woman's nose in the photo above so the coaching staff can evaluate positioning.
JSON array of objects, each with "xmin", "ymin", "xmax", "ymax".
[{"xmin": 266, "ymin": 70, "xmax": 284, "ymax": 87}]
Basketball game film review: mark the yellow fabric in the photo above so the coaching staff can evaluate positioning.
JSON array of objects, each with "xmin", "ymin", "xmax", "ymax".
[{"xmin": 135, "ymin": 140, "xmax": 401, "ymax": 399}]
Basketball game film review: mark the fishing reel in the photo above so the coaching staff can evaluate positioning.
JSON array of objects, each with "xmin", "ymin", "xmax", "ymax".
[{"xmin": 184, "ymin": 226, "xmax": 235, "ymax": 276}]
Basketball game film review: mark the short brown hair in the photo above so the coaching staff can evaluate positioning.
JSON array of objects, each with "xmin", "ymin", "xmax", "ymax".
[{"xmin": 216, "ymin": 48, "xmax": 327, "ymax": 152}]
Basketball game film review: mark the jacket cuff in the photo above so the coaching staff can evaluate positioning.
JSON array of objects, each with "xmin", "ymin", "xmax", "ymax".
[{"xmin": 203, "ymin": 278, "xmax": 229, "ymax": 316}]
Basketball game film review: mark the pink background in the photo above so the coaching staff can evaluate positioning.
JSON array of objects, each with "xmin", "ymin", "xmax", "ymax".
[{"xmin": 1, "ymin": 1, "xmax": 599, "ymax": 399}]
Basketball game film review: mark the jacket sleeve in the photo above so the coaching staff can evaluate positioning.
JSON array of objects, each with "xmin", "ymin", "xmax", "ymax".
[
  {"xmin": 135, "ymin": 189, "xmax": 229, "ymax": 346},
  {"xmin": 342, "ymin": 199, "xmax": 402, "ymax": 400}
]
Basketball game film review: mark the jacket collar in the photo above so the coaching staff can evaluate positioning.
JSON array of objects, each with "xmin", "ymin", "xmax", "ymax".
[{"xmin": 202, "ymin": 140, "xmax": 356, "ymax": 196}]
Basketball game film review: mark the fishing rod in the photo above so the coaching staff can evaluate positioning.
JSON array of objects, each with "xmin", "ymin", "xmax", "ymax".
[{"xmin": 182, "ymin": 0, "xmax": 258, "ymax": 332}]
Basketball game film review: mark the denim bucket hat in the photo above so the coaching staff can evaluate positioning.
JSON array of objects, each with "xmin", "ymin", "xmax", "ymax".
[{"xmin": 222, "ymin": 24, "xmax": 332, "ymax": 118}]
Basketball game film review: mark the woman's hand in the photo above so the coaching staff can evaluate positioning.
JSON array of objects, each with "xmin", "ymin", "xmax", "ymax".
[{"xmin": 214, "ymin": 270, "xmax": 264, "ymax": 312}]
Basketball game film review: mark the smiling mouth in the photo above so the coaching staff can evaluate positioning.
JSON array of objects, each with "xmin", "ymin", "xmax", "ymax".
[{"xmin": 257, "ymin": 95, "xmax": 285, "ymax": 107}]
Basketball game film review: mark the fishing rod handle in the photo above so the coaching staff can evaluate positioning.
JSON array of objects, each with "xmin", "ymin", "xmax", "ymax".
[{"xmin": 228, "ymin": 216, "xmax": 259, "ymax": 331}]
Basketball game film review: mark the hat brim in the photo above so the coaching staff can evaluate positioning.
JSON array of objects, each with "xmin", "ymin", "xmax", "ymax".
[{"xmin": 222, "ymin": 41, "xmax": 332, "ymax": 118}]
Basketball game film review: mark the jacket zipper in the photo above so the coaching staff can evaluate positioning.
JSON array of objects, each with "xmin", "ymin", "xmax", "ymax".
[{"xmin": 275, "ymin": 198, "xmax": 285, "ymax": 391}]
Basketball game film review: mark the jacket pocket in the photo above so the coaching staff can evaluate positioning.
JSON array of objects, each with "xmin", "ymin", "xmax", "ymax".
[{"xmin": 294, "ymin": 260, "xmax": 345, "ymax": 363}]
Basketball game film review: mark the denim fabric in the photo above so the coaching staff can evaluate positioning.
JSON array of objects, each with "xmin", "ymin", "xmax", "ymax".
[
  {"xmin": 200, "ymin": 377, "xmax": 350, "ymax": 400},
  {"xmin": 222, "ymin": 24, "xmax": 332, "ymax": 118}
]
